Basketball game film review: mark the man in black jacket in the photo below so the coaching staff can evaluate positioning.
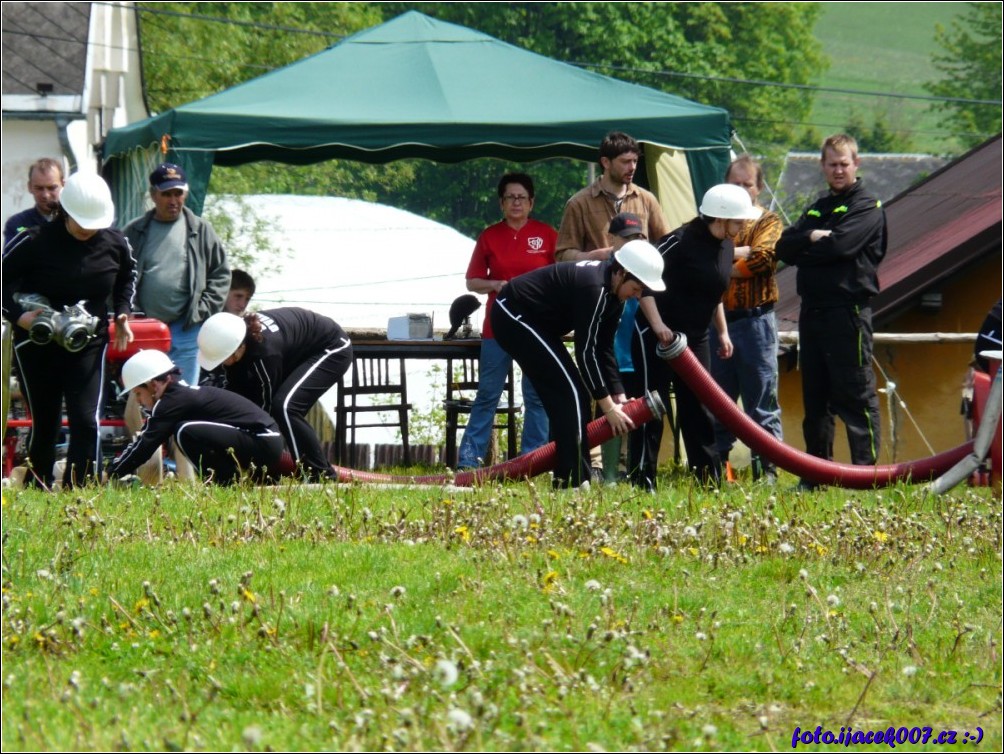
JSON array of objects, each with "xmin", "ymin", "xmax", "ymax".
[{"xmin": 777, "ymin": 133, "xmax": 887, "ymax": 472}]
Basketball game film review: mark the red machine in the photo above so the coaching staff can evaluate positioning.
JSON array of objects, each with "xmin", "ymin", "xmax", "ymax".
[{"xmin": 107, "ymin": 318, "xmax": 172, "ymax": 363}]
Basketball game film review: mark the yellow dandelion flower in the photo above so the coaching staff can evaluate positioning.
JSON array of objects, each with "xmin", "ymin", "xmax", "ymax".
[
  {"xmin": 547, "ymin": 549, "xmax": 560, "ymax": 560},
  {"xmin": 642, "ymin": 510, "xmax": 653, "ymax": 520},
  {"xmin": 454, "ymin": 525, "xmax": 470, "ymax": 542},
  {"xmin": 542, "ymin": 571, "xmax": 559, "ymax": 592},
  {"xmin": 672, "ymin": 614, "xmax": 684, "ymax": 624},
  {"xmin": 873, "ymin": 531, "xmax": 888, "ymax": 543},
  {"xmin": 241, "ymin": 589, "xmax": 257, "ymax": 603},
  {"xmin": 148, "ymin": 629, "xmax": 160, "ymax": 639},
  {"xmin": 600, "ymin": 547, "xmax": 628, "ymax": 564},
  {"xmin": 755, "ymin": 545, "xmax": 769, "ymax": 553},
  {"xmin": 133, "ymin": 597, "xmax": 150, "ymax": 614},
  {"xmin": 526, "ymin": 535, "xmax": 538, "ymax": 544},
  {"xmin": 738, "ymin": 535, "xmax": 748, "ymax": 546},
  {"xmin": 815, "ymin": 544, "xmax": 828, "ymax": 556},
  {"xmin": 688, "ymin": 547, "xmax": 700, "ymax": 557}
]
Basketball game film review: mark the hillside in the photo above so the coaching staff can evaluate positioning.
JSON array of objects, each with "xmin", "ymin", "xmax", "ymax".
[{"xmin": 809, "ymin": 2, "xmax": 972, "ymax": 155}]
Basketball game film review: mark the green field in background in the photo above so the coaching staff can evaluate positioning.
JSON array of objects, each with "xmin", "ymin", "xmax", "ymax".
[{"xmin": 809, "ymin": 2, "xmax": 970, "ymax": 154}]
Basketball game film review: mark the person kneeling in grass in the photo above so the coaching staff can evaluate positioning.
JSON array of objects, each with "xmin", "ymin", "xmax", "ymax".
[{"xmin": 107, "ymin": 350, "xmax": 284, "ymax": 485}]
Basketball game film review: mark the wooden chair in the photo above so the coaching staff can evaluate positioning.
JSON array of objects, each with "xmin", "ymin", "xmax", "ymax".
[
  {"xmin": 334, "ymin": 357, "xmax": 412, "ymax": 467},
  {"xmin": 443, "ymin": 355, "xmax": 521, "ymax": 468}
]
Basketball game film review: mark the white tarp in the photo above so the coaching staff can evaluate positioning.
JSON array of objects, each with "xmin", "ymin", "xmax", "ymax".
[{"xmin": 205, "ymin": 194, "xmax": 476, "ymax": 331}]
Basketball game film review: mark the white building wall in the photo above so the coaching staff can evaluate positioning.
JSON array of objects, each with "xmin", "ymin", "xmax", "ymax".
[{"xmin": 1, "ymin": 120, "xmax": 67, "ymax": 223}]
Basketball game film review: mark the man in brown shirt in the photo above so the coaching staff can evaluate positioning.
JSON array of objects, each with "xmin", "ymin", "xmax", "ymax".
[{"xmin": 555, "ymin": 131, "xmax": 669, "ymax": 262}]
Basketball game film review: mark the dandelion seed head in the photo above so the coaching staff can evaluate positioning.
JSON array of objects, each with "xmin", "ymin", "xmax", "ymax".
[
  {"xmin": 695, "ymin": 631, "xmax": 708, "ymax": 641},
  {"xmin": 242, "ymin": 725, "xmax": 263, "ymax": 747},
  {"xmin": 446, "ymin": 708, "xmax": 474, "ymax": 732},
  {"xmin": 826, "ymin": 594, "xmax": 840, "ymax": 607},
  {"xmin": 433, "ymin": 658, "xmax": 459, "ymax": 688},
  {"xmin": 584, "ymin": 580, "xmax": 602, "ymax": 592},
  {"xmin": 390, "ymin": 586, "xmax": 406, "ymax": 599},
  {"xmin": 902, "ymin": 665, "xmax": 918, "ymax": 677},
  {"xmin": 702, "ymin": 724, "xmax": 718, "ymax": 737},
  {"xmin": 779, "ymin": 542, "xmax": 794, "ymax": 554}
]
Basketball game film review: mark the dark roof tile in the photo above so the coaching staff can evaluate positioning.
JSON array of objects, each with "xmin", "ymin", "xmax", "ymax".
[{"xmin": 2, "ymin": 2, "xmax": 90, "ymax": 96}]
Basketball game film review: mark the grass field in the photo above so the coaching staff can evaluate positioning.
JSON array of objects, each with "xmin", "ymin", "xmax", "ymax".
[
  {"xmin": 2, "ymin": 472, "xmax": 1000, "ymax": 750},
  {"xmin": 810, "ymin": 2, "xmax": 970, "ymax": 154}
]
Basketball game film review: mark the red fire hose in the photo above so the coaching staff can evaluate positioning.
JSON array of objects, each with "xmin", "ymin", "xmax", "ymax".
[
  {"xmin": 656, "ymin": 333, "xmax": 974, "ymax": 489},
  {"xmin": 279, "ymin": 391, "xmax": 666, "ymax": 486}
]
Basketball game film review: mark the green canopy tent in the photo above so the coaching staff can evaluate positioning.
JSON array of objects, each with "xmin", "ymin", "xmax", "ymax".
[{"xmin": 103, "ymin": 10, "xmax": 732, "ymax": 225}]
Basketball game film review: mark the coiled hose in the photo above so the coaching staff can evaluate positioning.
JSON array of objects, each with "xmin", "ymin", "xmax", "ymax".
[
  {"xmin": 280, "ymin": 391, "xmax": 666, "ymax": 485},
  {"xmin": 656, "ymin": 332, "xmax": 974, "ymax": 489}
]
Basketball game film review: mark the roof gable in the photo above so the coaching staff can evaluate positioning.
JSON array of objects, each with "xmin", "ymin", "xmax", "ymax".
[{"xmin": 1, "ymin": 2, "xmax": 90, "ymax": 96}]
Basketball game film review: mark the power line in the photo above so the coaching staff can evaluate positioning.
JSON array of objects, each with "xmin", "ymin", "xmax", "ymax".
[
  {"xmin": 573, "ymin": 61, "xmax": 1002, "ymax": 107},
  {"xmin": 113, "ymin": 1, "xmax": 344, "ymax": 40},
  {"xmin": 86, "ymin": 4, "xmax": 1004, "ymax": 109},
  {"xmin": 7, "ymin": 7, "xmax": 998, "ymax": 115}
]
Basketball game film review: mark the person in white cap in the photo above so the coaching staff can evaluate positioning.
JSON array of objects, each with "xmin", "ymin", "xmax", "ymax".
[
  {"xmin": 197, "ymin": 307, "xmax": 352, "ymax": 481},
  {"xmin": 107, "ymin": 350, "xmax": 284, "ymax": 485},
  {"xmin": 490, "ymin": 240, "xmax": 665, "ymax": 489},
  {"xmin": 629, "ymin": 183, "xmax": 759, "ymax": 490},
  {"xmin": 2, "ymin": 171, "xmax": 136, "ymax": 489}
]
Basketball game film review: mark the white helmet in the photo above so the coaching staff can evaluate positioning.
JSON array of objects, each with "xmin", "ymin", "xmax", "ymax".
[
  {"xmin": 698, "ymin": 183, "xmax": 760, "ymax": 220},
  {"xmin": 119, "ymin": 350, "xmax": 175, "ymax": 398},
  {"xmin": 614, "ymin": 240, "xmax": 666, "ymax": 292},
  {"xmin": 197, "ymin": 312, "xmax": 247, "ymax": 370},
  {"xmin": 60, "ymin": 172, "xmax": 116, "ymax": 230}
]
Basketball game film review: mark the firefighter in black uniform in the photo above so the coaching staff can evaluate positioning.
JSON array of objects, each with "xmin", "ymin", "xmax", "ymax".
[
  {"xmin": 2, "ymin": 172, "xmax": 136, "ymax": 489},
  {"xmin": 197, "ymin": 307, "xmax": 352, "ymax": 480},
  {"xmin": 777, "ymin": 133, "xmax": 887, "ymax": 474},
  {"xmin": 107, "ymin": 350, "xmax": 283, "ymax": 484},
  {"xmin": 630, "ymin": 184, "xmax": 759, "ymax": 490},
  {"xmin": 490, "ymin": 241, "xmax": 665, "ymax": 488}
]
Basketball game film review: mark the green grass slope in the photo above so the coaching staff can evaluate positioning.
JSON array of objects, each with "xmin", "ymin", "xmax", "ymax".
[{"xmin": 809, "ymin": 2, "xmax": 971, "ymax": 154}]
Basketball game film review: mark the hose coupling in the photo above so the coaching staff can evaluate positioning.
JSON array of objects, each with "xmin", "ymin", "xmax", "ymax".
[{"xmin": 655, "ymin": 331, "xmax": 688, "ymax": 360}]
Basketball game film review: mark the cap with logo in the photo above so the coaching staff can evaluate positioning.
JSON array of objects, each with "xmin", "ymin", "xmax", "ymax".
[
  {"xmin": 149, "ymin": 163, "xmax": 188, "ymax": 192},
  {"xmin": 608, "ymin": 212, "xmax": 646, "ymax": 239}
]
